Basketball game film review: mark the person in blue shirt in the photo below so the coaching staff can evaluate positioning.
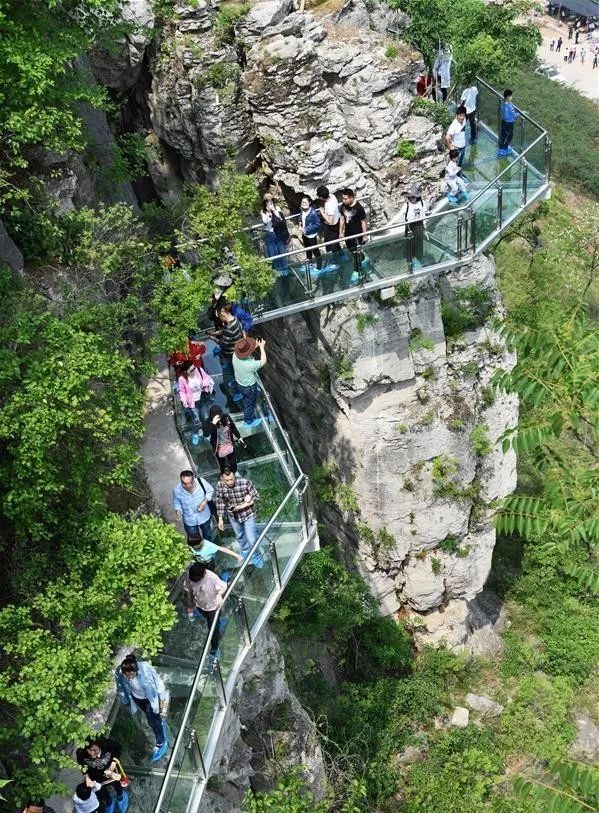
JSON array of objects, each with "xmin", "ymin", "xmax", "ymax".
[
  {"xmin": 172, "ymin": 470, "xmax": 215, "ymax": 540},
  {"xmin": 498, "ymin": 89, "xmax": 520, "ymax": 157},
  {"xmin": 187, "ymin": 533, "xmax": 243, "ymax": 568}
]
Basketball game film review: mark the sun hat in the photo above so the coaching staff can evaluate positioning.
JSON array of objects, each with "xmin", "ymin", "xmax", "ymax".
[
  {"xmin": 234, "ymin": 337, "xmax": 257, "ymax": 359},
  {"xmin": 406, "ymin": 183, "xmax": 421, "ymax": 198}
]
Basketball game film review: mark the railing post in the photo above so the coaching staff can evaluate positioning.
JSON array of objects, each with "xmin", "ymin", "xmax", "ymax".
[
  {"xmin": 269, "ymin": 540, "xmax": 282, "ymax": 589},
  {"xmin": 521, "ymin": 163, "xmax": 528, "ymax": 207},
  {"xmin": 304, "ymin": 261, "xmax": 314, "ymax": 297},
  {"xmin": 519, "ymin": 116, "xmax": 525, "ymax": 154},
  {"xmin": 189, "ymin": 729, "xmax": 207, "ymax": 779},
  {"xmin": 456, "ymin": 212, "xmax": 464, "ymax": 259},
  {"xmin": 236, "ymin": 596, "xmax": 252, "ymax": 646},
  {"xmin": 212, "ymin": 659, "xmax": 227, "ymax": 711},
  {"xmin": 544, "ymin": 136, "xmax": 552, "ymax": 181},
  {"xmin": 497, "ymin": 185, "xmax": 503, "ymax": 229}
]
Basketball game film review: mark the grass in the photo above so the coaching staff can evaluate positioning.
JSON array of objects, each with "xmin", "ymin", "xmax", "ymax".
[{"xmin": 514, "ymin": 68, "xmax": 599, "ymax": 199}]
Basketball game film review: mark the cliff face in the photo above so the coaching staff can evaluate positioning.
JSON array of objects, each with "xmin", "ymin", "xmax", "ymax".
[{"xmin": 261, "ymin": 256, "xmax": 517, "ymax": 651}]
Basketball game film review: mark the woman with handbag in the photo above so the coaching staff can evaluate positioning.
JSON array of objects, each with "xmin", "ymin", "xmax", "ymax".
[
  {"xmin": 206, "ymin": 404, "xmax": 245, "ymax": 473},
  {"xmin": 75, "ymin": 736, "xmax": 128, "ymax": 813}
]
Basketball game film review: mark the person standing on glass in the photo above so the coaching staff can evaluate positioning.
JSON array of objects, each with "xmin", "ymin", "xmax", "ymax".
[
  {"xmin": 339, "ymin": 188, "xmax": 368, "ymax": 279},
  {"xmin": 316, "ymin": 185, "xmax": 341, "ymax": 261},
  {"xmin": 445, "ymin": 106, "xmax": 467, "ymax": 167},
  {"xmin": 115, "ymin": 654, "xmax": 169, "ymax": 762},
  {"xmin": 207, "ymin": 303, "xmax": 244, "ymax": 403},
  {"xmin": 216, "ymin": 468, "xmax": 260, "ymax": 559},
  {"xmin": 460, "ymin": 78, "xmax": 479, "ymax": 145},
  {"xmin": 399, "ymin": 184, "xmax": 427, "ymax": 270},
  {"xmin": 497, "ymin": 89, "xmax": 520, "ymax": 157},
  {"xmin": 232, "ymin": 336, "xmax": 266, "ymax": 429},
  {"xmin": 261, "ymin": 193, "xmax": 290, "ymax": 276},
  {"xmin": 207, "ymin": 404, "xmax": 244, "ymax": 473},
  {"xmin": 183, "ymin": 562, "xmax": 228, "ymax": 666},
  {"xmin": 299, "ymin": 195, "xmax": 323, "ymax": 271},
  {"xmin": 172, "ymin": 469, "xmax": 215, "ymax": 541}
]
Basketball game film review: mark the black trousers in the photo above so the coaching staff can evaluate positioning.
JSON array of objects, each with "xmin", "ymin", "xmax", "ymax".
[
  {"xmin": 198, "ymin": 607, "xmax": 220, "ymax": 654},
  {"xmin": 466, "ymin": 110, "xmax": 477, "ymax": 142},
  {"xmin": 302, "ymin": 234, "xmax": 322, "ymax": 268}
]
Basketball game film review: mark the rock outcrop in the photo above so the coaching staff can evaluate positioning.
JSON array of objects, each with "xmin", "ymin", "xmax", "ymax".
[{"xmin": 262, "ymin": 254, "xmax": 518, "ymax": 649}]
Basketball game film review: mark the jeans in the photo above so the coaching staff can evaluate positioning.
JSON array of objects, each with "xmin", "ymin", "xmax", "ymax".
[
  {"xmin": 457, "ymin": 146, "xmax": 466, "ymax": 167},
  {"xmin": 220, "ymin": 355, "xmax": 240, "ymax": 397},
  {"xmin": 238, "ymin": 382, "xmax": 258, "ymax": 423},
  {"xmin": 183, "ymin": 405, "xmax": 202, "ymax": 434},
  {"xmin": 133, "ymin": 696, "xmax": 165, "ymax": 746},
  {"xmin": 499, "ymin": 121, "xmax": 514, "ymax": 150},
  {"xmin": 265, "ymin": 230, "xmax": 289, "ymax": 275},
  {"xmin": 228, "ymin": 512, "xmax": 257, "ymax": 558},
  {"xmin": 466, "ymin": 110, "xmax": 477, "ymax": 142},
  {"xmin": 184, "ymin": 519, "xmax": 213, "ymax": 542}
]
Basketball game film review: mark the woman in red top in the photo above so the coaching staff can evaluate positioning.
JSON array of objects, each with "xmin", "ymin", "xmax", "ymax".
[{"xmin": 416, "ymin": 69, "xmax": 433, "ymax": 97}]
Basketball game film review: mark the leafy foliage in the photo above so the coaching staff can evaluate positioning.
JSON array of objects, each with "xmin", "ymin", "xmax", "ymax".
[
  {"xmin": 515, "ymin": 760, "xmax": 599, "ymax": 813},
  {"xmin": 441, "ymin": 284, "xmax": 495, "ymax": 338}
]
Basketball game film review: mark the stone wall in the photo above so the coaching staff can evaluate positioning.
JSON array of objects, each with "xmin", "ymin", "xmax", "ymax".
[{"xmin": 261, "ymin": 255, "xmax": 518, "ymax": 651}]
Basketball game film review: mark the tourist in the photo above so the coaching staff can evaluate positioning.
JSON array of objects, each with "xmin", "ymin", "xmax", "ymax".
[
  {"xmin": 415, "ymin": 68, "xmax": 433, "ymax": 97},
  {"xmin": 445, "ymin": 149, "xmax": 469, "ymax": 203},
  {"xmin": 556, "ymin": 36, "xmax": 563, "ymax": 52},
  {"xmin": 433, "ymin": 44, "xmax": 452, "ymax": 101},
  {"xmin": 339, "ymin": 188, "xmax": 368, "ymax": 278},
  {"xmin": 459, "ymin": 78, "xmax": 479, "ymax": 144},
  {"xmin": 216, "ymin": 469, "xmax": 260, "ymax": 559},
  {"xmin": 176, "ymin": 359, "xmax": 214, "ymax": 446},
  {"xmin": 593, "ymin": 49, "xmax": 598, "ymax": 68},
  {"xmin": 72, "ymin": 776, "xmax": 106, "ymax": 813},
  {"xmin": 316, "ymin": 185, "xmax": 341, "ymax": 259},
  {"xmin": 399, "ymin": 184, "xmax": 427, "ymax": 269},
  {"xmin": 115, "ymin": 654, "xmax": 169, "ymax": 762},
  {"xmin": 261, "ymin": 193, "xmax": 290, "ymax": 276},
  {"xmin": 299, "ymin": 194, "xmax": 323, "ymax": 271},
  {"xmin": 232, "ymin": 336, "xmax": 266, "ymax": 428},
  {"xmin": 15, "ymin": 801, "xmax": 56, "ymax": 813},
  {"xmin": 207, "ymin": 404, "xmax": 243, "ymax": 473},
  {"xmin": 549, "ymin": 39, "xmax": 555, "ymax": 51},
  {"xmin": 76, "ymin": 736, "xmax": 128, "ymax": 813},
  {"xmin": 497, "ymin": 89, "xmax": 520, "ymax": 157},
  {"xmin": 183, "ymin": 562, "xmax": 228, "ymax": 663},
  {"xmin": 445, "ymin": 106, "xmax": 467, "ymax": 167},
  {"xmin": 207, "ymin": 303, "xmax": 244, "ymax": 403},
  {"xmin": 172, "ymin": 469, "xmax": 215, "ymax": 541},
  {"xmin": 186, "ymin": 533, "xmax": 243, "ymax": 568},
  {"xmin": 580, "ymin": 46, "xmax": 586, "ymax": 63}
]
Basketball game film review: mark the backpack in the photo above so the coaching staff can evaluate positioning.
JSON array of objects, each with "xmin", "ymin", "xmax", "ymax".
[
  {"xmin": 230, "ymin": 302, "xmax": 254, "ymax": 332},
  {"xmin": 271, "ymin": 211, "xmax": 290, "ymax": 242}
]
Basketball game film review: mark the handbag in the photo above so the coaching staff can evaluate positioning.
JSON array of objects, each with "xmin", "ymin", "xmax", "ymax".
[
  {"xmin": 198, "ymin": 476, "xmax": 218, "ymax": 519},
  {"xmin": 198, "ymin": 367, "xmax": 215, "ymax": 394},
  {"xmin": 114, "ymin": 758, "xmax": 129, "ymax": 788}
]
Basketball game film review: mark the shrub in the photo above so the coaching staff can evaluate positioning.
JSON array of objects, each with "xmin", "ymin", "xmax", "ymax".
[
  {"xmin": 470, "ymin": 424, "xmax": 493, "ymax": 456},
  {"xmin": 385, "ymin": 43, "xmax": 399, "ymax": 59},
  {"xmin": 356, "ymin": 313, "xmax": 379, "ymax": 333},
  {"xmin": 397, "ymin": 139, "xmax": 417, "ymax": 160},
  {"xmin": 441, "ymin": 284, "xmax": 495, "ymax": 338}
]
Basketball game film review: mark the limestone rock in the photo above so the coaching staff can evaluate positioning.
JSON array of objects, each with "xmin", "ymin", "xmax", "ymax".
[
  {"xmin": 402, "ymin": 556, "xmax": 444, "ymax": 611},
  {"xmin": 90, "ymin": 0, "xmax": 155, "ymax": 90},
  {"xmin": 465, "ymin": 693, "xmax": 504, "ymax": 717},
  {"xmin": 450, "ymin": 707, "xmax": 469, "ymax": 728},
  {"xmin": 0, "ymin": 220, "xmax": 24, "ymax": 274},
  {"xmin": 569, "ymin": 713, "xmax": 599, "ymax": 760}
]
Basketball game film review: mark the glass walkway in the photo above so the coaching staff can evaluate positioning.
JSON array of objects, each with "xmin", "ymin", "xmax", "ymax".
[
  {"xmin": 100, "ymin": 77, "xmax": 550, "ymax": 813},
  {"xmin": 244, "ymin": 78, "xmax": 551, "ymax": 324},
  {"xmin": 105, "ymin": 343, "xmax": 318, "ymax": 813}
]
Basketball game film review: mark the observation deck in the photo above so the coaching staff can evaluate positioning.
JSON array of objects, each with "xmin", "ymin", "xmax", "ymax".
[
  {"xmin": 244, "ymin": 79, "xmax": 551, "ymax": 324},
  {"xmin": 103, "ymin": 77, "xmax": 550, "ymax": 813}
]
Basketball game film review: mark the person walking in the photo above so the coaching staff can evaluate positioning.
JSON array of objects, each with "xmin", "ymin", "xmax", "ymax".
[
  {"xmin": 207, "ymin": 303, "xmax": 244, "ymax": 403},
  {"xmin": 216, "ymin": 469, "xmax": 260, "ymax": 559},
  {"xmin": 176, "ymin": 360, "xmax": 213, "ymax": 446},
  {"xmin": 232, "ymin": 336, "xmax": 266, "ymax": 428},
  {"xmin": 172, "ymin": 469, "xmax": 215, "ymax": 541},
  {"xmin": 593, "ymin": 49, "xmax": 598, "ymax": 68},
  {"xmin": 261, "ymin": 194, "xmax": 290, "ymax": 276},
  {"xmin": 76, "ymin": 736, "xmax": 128, "ymax": 813},
  {"xmin": 580, "ymin": 46, "xmax": 586, "ymax": 63},
  {"xmin": 445, "ymin": 106, "xmax": 468, "ymax": 167},
  {"xmin": 339, "ymin": 188, "xmax": 368, "ymax": 279},
  {"xmin": 206, "ymin": 404, "xmax": 243, "ymax": 473},
  {"xmin": 556, "ymin": 36, "xmax": 563, "ymax": 52},
  {"xmin": 399, "ymin": 184, "xmax": 427, "ymax": 269},
  {"xmin": 316, "ymin": 185, "xmax": 341, "ymax": 260},
  {"xmin": 497, "ymin": 89, "xmax": 520, "ymax": 157},
  {"xmin": 72, "ymin": 776, "xmax": 105, "ymax": 813},
  {"xmin": 299, "ymin": 195, "xmax": 323, "ymax": 271},
  {"xmin": 460, "ymin": 79, "xmax": 479, "ymax": 144},
  {"xmin": 115, "ymin": 654, "xmax": 169, "ymax": 762},
  {"xmin": 183, "ymin": 562, "xmax": 228, "ymax": 665}
]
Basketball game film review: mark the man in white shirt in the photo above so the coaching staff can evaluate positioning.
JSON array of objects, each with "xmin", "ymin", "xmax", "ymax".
[
  {"xmin": 460, "ymin": 80, "xmax": 479, "ymax": 145},
  {"xmin": 445, "ymin": 106, "xmax": 467, "ymax": 167},
  {"xmin": 316, "ymin": 184, "xmax": 341, "ymax": 259}
]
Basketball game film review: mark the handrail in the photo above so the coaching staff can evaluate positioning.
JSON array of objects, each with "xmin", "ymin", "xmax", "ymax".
[{"xmin": 152, "ymin": 473, "xmax": 307, "ymax": 813}]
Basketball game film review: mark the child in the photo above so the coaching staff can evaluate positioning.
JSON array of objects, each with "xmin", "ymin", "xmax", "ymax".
[
  {"xmin": 445, "ymin": 149, "xmax": 469, "ymax": 203},
  {"xmin": 72, "ymin": 776, "xmax": 104, "ymax": 813},
  {"xmin": 497, "ymin": 89, "xmax": 520, "ymax": 157}
]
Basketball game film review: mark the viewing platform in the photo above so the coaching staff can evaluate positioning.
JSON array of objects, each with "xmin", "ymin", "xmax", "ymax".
[{"xmin": 244, "ymin": 79, "xmax": 551, "ymax": 324}]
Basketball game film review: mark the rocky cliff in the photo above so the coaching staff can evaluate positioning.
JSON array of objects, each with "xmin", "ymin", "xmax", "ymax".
[{"xmin": 261, "ymin": 255, "xmax": 517, "ymax": 652}]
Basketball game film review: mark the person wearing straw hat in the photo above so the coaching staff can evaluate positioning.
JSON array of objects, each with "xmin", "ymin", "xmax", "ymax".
[{"xmin": 232, "ymin": 336, "xmax": 266, "ymax": 429}]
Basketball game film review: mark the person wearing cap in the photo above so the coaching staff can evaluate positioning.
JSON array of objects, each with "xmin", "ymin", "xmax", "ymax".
[
  {"xmin": 399, "ymin": 185, "xmax": 427, "ymax": 270},
  {"xmin": 232, "ymin": 337, "xmax": 266, "ymax": 429}
]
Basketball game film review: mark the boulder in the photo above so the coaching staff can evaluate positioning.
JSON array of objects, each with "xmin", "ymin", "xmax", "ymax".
[
  {"xmin": 450, "ymin": 707, "xmax": 469, "ymax": 728},
  {"xmin": 464, "ymin": 693, "xmax": 504, "ymax": 717},
  {"xmin": 569, "ymin": 713, "xmax": 599, "ymax": 760}
]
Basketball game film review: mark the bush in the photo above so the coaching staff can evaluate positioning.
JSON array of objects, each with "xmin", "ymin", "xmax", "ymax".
[
  {"xmin": 352, "ymin": 616, "xmax": 413, "ymax": 676},
  {"xmin": 441, "ymin": 284, "xmax": 495, "ymax": 337},
  {"xmin": 470, "ymin": 424, "xmax": 492, "ymax": 456},
  {"xmin": 397, "ymin": 139, "xmax": 417, "ymax": 160}
]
